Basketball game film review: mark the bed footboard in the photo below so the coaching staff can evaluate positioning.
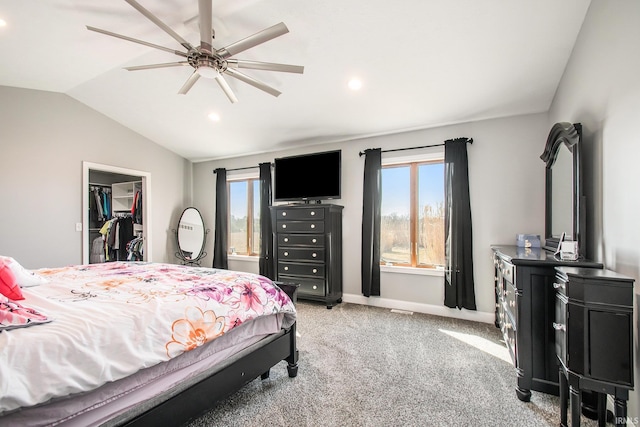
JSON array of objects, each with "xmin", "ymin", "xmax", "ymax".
[
  {"xmin": 121, "ymin": 282, "xmax": 300, "ymax": 427},
  {"xmin": 122, "ymin": 324, "xmax": 297, "ymax": 426}
]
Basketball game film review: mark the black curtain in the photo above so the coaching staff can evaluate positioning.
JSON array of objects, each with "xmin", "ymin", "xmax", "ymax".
[
  {"xmin": 361, "ymin": 148, "xmax": 382, "ymax": 297},
  {"xmin": 213, "ymin": 168, "xmax": 228, "ymax": 270},
  {"xmin": 258, "ymin": 162, "xmax": 275, "ymax": 279},
  {"xmin": 443, "ymin": 138, "xmax": 476, "ymax": 310}
]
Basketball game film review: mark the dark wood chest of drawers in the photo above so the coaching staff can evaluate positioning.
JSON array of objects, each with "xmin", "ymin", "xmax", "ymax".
[
  {"xmin": 492, "ymin": 246, "xmax": 602, "ymax": 402},
  {"xmin": 554, "ymin": 267, "xmax": 634, "ymax": 427},
  {"xmin": 271, "ymin": 204, "xmax": 343, "ymax": 308}
]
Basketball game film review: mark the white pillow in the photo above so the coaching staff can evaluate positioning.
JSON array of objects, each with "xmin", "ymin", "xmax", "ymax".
[{"xmin": 0, "ymin": 256, "xmax": 48, "ymax": 287}]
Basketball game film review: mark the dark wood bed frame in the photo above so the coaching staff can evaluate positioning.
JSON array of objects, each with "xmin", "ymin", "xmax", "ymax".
[{"xmin": 123, "ymin": 283, "xmax": 299, "ymax": 426}]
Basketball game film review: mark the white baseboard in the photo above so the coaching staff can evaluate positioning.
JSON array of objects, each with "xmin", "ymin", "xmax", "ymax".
[{"xmin": 342, "ymin": 293, "xmax": 495, "ymax": 324}]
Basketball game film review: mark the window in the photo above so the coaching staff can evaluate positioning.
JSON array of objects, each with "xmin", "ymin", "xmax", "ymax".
[
  {"xmin": 228, "ymin": 178, "xmax": 260, "ymax": 256},
  {"xmin": 381, "ymin": 158, "xmax": 445, "ymax": 268}
]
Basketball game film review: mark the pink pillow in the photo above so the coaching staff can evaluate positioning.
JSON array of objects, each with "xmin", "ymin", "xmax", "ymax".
[{"xmin": 0, "ymin": 258, "xmax": 24, "ymax": 300}]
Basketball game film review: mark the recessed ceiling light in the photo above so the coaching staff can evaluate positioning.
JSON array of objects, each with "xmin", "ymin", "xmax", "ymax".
[
  {"xmin": 348, "ymin": 78, "xmax": 362, "ymax": 91},
  {"xmin": 0, "ymin": 19, "xmax": 7, "ymax": 27},
  {"xmin": 208, "ymin": 112, "xmax": 220, "ymax": 122}
]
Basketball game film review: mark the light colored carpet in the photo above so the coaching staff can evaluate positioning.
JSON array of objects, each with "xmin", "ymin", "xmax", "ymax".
[{"xmin": 187, "ymin": 301, "xmax": 599, "ymax": 427}]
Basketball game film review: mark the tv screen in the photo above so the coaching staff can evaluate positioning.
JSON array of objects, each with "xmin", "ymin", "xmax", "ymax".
[{"xmin": 274, "ymin": 150, "xmax": 341, "ymax": 202}]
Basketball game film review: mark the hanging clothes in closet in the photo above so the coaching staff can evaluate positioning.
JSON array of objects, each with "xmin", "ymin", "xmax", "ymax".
[
  {"xmin": 126, "ymin": 236, "xmax": 144, "ymax": 261},
  {"xmin": 131, "ymin": 189, "xmax": 142, "ymax": 224},
  {"xmin": 89, "ymin": 186, "xmax": 111, "ymax": 224},
  {"xmin": 99, "ymin": 214, "xmax": 136, "ymax": 262}
]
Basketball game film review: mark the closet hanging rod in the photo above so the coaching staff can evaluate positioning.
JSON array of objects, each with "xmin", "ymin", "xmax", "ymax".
[
  {"xmin": 358, "ymin": 137, "xmax": 473, "ymax": 157},
  {"xmin": 89, "ymin": 182, "xmax": 112, "ymax": 187}
]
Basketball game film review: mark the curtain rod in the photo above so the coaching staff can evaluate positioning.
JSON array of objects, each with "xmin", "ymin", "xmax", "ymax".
[
  {"xmin": 213, "ymin": 163, "xmax": 273, "ymax": 174},
  {"xmin": 358, "ymin": 137, "xmax": 473, "ymax": 157}
]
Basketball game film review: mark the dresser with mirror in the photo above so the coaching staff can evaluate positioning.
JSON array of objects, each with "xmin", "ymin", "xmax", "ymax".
[{"xmin": 493, "ymin": 122, "xmax": 603, "ymax": 402}]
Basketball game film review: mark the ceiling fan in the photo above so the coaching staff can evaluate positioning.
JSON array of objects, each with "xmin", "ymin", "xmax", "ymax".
[{"xmin": 87, "ymin": 0, "xmax": 304, "ymax": 103}]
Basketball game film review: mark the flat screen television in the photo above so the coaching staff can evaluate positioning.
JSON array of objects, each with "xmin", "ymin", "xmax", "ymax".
[{"xmin": 274, "ymin": 150, "xmax": 341, "ymax": 202}]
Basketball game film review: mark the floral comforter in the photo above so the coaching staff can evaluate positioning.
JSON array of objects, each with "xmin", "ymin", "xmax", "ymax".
[{"xmin": 0, "ymin": 262, "xmax": 296, "ymax": 414}]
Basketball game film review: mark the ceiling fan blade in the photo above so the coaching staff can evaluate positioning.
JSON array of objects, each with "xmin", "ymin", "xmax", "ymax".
[
  {"xmin": 125, "ymin": 0, "xmax": 194, "ymax": 51},
  {"xmin": 215, "ymin": 74, "xmax": 238, "ymax": 103},
  {"xmin": 198, "ymin": 0, "xmax": 213, "ymax": 53},
  {"xmin": 86, "ymin": 26, "xmax": 188, "ymax": 58},
  {"xmin": 217, "ymin": 22, "xmax": 289, "ymax": 59},
  {"xmin": 224, "ymin": 68, "xmax": 281, "ymax": 97},
  {"xmin": 178, "ymin": 71, "xmax": 201, "ymax": 95},
  {"xmin": 227, "ymin": 59, "xmax": 304, "ymax": 74},
  {"xmin": 124, "ymin": 61, "xmax": 190, "ymax": 71}
]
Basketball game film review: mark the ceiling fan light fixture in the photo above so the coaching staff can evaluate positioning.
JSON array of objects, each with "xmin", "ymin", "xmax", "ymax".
[
  {"xmin": 86, "ymin": 1, "xmax": 303, "ymax": 102},
  {"xmin": 196, "ymin": 65, "xmax": 219, "ymax": 79}
]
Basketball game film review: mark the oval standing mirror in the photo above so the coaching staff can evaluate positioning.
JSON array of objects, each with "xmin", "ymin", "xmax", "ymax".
[{"xmin": 175, "ymin": 207, "xmax": 208, "ymax": 265}]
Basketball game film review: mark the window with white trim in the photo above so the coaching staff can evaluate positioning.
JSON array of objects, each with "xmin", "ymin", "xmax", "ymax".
[
  {"xmin": 228, "ymin": 178, "xmax": 260, "ymax": 256},
  {"xmin": 381, "ymin": 155, "xmax": 445, "ymax": 269}
]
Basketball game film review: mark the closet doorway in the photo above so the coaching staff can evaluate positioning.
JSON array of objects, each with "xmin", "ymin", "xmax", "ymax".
[{"xmin": 82, "ymin": 162, "xmax": 152, "ymax": 264}]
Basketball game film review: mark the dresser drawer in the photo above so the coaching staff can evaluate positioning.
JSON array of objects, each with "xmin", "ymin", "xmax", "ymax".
[
  {"xmin": 278, "ymin": 247, "xmax": 325, "ymax": 262},
  {"xmin": 501, "ymin": 304, "xmax": 517, "ymax": 366},
  {"xmin": 504, "ymin": 281, "xmax": 518, "ymax": 323},
  {"xmin": 277, "ymin": 220, "xmax": 325, "ymax": 233},
  {"xmin": 278, "ymin": 262, "xmax": 325, "ymax": 278},
  {"xmin": 278, "ymin": 234, "xmax": 324, "ymax": 247},
  {"xmin": 275, "ymin": 208, "xmax": 325, "ymax": 220},
  {"xmin": 278, "ymin": 275, "xmax": 325, "ymax": 297},
  {"xmin": 499, "ymin": 259, "xmax": 515, "ymax": 285},
  {"xmin": 553, "ymin": 279, "xmax": 567, "ymax": 297},
  {"xmin": 554, "ymin": 293, "xmax": 567, "ymax": 368}
]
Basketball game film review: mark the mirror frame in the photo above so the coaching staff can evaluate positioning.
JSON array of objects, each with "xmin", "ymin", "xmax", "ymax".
[
  {"xmin": 175, "ymin": 207, "xmax": 208, "ymax": 265},
  {"xmin": 540, "ymin": 122, "xmax": 584, "ymax": 257}
]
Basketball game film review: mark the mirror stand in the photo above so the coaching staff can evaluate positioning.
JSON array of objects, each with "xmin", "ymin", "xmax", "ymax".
[
  {"xmin": 174, "ymin": 228, "xmax": 209, "ymax": 265},
  {"xmin": 174, "ymin": 207, "xmax": 209, "ymax": 266}
]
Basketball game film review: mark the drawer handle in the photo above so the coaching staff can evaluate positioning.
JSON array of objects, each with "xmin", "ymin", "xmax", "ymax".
[
  {"xmin": 310, "ymin": 224, "xmax": 316, "ymax": 229},
  {"xmin": 284, "ymin": 252, "xmax": 289, "ymax": 257},
  {"xmin": 312, "ymin": 253, "xmax": 317, "ymax": 257},
  {"xmin": 552, "ymin": 322, "xmax": 566, "ymax": 332},
  {"xmin": 282, "ymin": 224, "xmax": 287, "ymax": 229},
  {"xmin": 282, "ymin": 212, "xmax": 287, "ymax": 216},
  {"xmin": 312, "ymin": 238, "xmax": 317, "ymax": 243},
  {"xmin": 553, "ymin": 282, "xmax": 565, "ymax": 290},
  {"xmin": 312, "ymin": 285, "xmax": 317, "ymax": 290},
  {"xmin": 284, "ymin": 266, "xmax": 289, "ymax": 271},
  {"xmin": 312, "ymin": 268, "xmax": 318, "ymax": 274},
  {"xmin": 311, "ymin": 211, "xmax": 316, "ymax": 216},
  {"xmin": 284, "ymin": 238, "xmax": 289, "ymax": 242}
]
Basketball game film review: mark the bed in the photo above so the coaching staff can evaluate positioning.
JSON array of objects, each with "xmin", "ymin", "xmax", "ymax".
[{"xmin": 0, "ymin": 260, "xmax": 298, "ymax": 426}]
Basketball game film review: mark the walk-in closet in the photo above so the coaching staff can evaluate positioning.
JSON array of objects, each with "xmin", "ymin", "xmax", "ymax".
[{"xmin": 87, "ymin": 170, "xmax": 144, "ymax": 264}]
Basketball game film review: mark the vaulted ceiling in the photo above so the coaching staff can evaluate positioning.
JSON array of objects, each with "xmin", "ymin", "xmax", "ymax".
[{"xmin": 0, "ymin": 0, "xmax": 591, "ymax": 161}]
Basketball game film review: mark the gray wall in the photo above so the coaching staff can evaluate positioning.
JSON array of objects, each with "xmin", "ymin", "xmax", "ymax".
[
  {"xmin": 549, "ymin": 0, "xmax": 640, "ymax": 418},
  {"xmin": 0, "ymin": 86, "xmax": 191, "ymax": 268},
  {"xmin": 193, "ymin": 112, "xmax": 549, "ymax": 319}
]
